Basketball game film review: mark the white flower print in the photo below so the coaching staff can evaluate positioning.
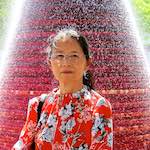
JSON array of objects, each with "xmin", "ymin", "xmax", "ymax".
[
  {"xmin": 80, "ymin": 86, "xmax": 91, "ymax": 101},
  {"xmin": 47, "ymin": 114, "xmax": 57, "ymax": 127},
  {"xmin": 38, "ymin": 114, "xmax": 57, "ymax": 142},
  {"xmin": 40, "ymin": 94, "xmax": 48, "ymax": 102},
  {"xmin": 12, "ymin": 86, "xmax": 113, "ymax": 149},
  {"xmin": 107, "ymin": 132, "xmax": 113, "ymax": 147},
  {"xmin": 81, "ymin": 85, "xmax": 88, "ymax": 93},
  {"xmin": 28, "ymin": 97, "xmax": 38, "ymax": 112},
  {"xmin": 84, "ymin": 91, "xmax": 92, "ymax": 100},
  {"xmin": 37, "ymin": 112, "xmax": 48, "ymax": 127},
  {"xmin": 48, "ymin": 95, "xmax": 54, "ymax": 104},
  {"xmin": 108, "ymin": 118, "xmax": 113, "ymax": 129},
  {"xmin": 71, "ymin": 133, "xmax": 81, "ymax": 146},
  {"xmin": 92, "ymin": 114, "xmax": 107, "ymax": 139},
  {"xmin": 80, "ymin": 106, "xmax": 92, "ymax": 123},
  {"xmin": 72, "ymin": 92, "xmax": 81, "ymax": 99},
  {"xmin": 59, "ymin": 103, "xmax": 74, "ymax": 120},
  {"xmin": 29, "ymin": 97, "xmax": 38, "ymax": 106},
  {"xmin": 40, "ymin": 127, "xmax": 55, "ymax": 142},
  {"xmin": 53, "ymin": 143, "xmax": 70, "ymax": 150},
  {"xmin": 66, "ymin": 118, "xmax": 76, "ymax": 130},
  {"xmin": 60, "ymin": 118, "xmax": 76, "ymax": 135},
  {"xmin": 96, "ymin": 97, "xmax": 106, "ymax": 107},
  {"xmin": 13, "ymin": 140, "xmax": 24, "ymax": 149},
  {"xmin": 78, "ymin": 143, "xmax": 89, "ymax": 150}
]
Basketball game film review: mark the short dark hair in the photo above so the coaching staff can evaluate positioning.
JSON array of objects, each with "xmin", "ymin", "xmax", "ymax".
[{"xmin": 47, "ymin": 28, "xmax": 94, "ymax": 90}]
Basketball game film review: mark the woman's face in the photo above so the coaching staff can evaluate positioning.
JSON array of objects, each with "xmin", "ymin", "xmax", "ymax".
[{"xmin": 48, "ymin": 37, "xmax": 89, "ymax": 84}]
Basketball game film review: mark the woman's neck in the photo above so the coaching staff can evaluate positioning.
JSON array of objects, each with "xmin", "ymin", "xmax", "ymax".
[{"xmin": 59, "ymin": 81, "xmax": 84, "ymax": 95}]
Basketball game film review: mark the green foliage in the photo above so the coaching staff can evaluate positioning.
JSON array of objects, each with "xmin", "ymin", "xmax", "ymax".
[
  {"xmin": 0, "ymin": 0, "xmax": 150, "ymax": 48},
  {"xmin": 0, "ymin": 0, "xmax": 13, "ymax": 50},
  {"xmin": 131, "ymin": 0, "xmax": 150, "ymax": 46},
  {"xmin": 131, "ymin": 0, "xmax": 150, "ymax": 32}
]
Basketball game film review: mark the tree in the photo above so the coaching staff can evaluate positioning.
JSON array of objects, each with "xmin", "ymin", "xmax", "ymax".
[
  {"xmin": 131, "ymin": 0, "xmax": 150, "ymax": 46},
  {"xmin": 0, "ymin": 0, "xmax": 13, "ymax": 50}
]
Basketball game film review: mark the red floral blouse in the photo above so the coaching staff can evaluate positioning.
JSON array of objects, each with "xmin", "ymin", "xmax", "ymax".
[{"xmin": 12, "ymin": 86, "xmax": 113, "ymax": 150}]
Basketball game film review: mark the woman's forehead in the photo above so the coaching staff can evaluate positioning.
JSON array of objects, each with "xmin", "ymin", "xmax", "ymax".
[
  {"xmin": 53, "ymin": 49, "xmax": 80, "ymax": 53},
  {"xmin": 52, "ymin": 38, "xmax": 83, "ymax": 53},
  {"xmin": 55, "ymin": 37, "xmax": 79, "ymax": 46}
]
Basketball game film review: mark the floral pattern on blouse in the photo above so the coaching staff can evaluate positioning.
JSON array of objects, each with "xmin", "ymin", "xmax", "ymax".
[{"xmin": 12, "ymin": 85, "xmax": 113, "ymax": 150}]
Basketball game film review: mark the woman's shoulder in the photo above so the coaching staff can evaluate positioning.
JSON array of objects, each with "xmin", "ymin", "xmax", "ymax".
[
  {"xmin": 28, "ymin": 89, "xmax": 56, "ymax": 106},
  {"xmin": 90, "ymin": 89, "xmax": 111, "ymax": 109},
  {"xmin": 26, "ymin": 88, "xmax": 60, "ymax": 111},
  {"xmin": 90, "ymin": 89, "xmax": 112, "ymax": 118}
]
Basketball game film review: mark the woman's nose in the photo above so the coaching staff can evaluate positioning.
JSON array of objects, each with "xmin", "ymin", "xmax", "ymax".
[{"xmin": 62, "ymin": 56, "xmax": 72, "ymax": 63}]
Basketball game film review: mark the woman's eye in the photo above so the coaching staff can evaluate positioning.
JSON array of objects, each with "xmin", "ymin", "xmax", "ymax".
[
  {"xmin": 57, "ymin": 54, "xmax": 64, "ymax": 58},
  {"xmin": 72, "ymin": 54, "xmax": 79, "ymax": 57}
]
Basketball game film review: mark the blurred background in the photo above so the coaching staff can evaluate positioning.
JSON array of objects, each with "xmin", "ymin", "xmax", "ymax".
[
  {"xmin": 0, "ymin": 0, "xmax": 150, "ymax": 53},
  {"xmin": 0, "ymin": 0, "xmax": 13, "ymax": 51},
  {"xmin": 0, "ymin": 0, "xmax": 150, "ymax": 149},
  {"xmin": 130, "ymin": 0, "xmax": 150, "ymax": 63}
]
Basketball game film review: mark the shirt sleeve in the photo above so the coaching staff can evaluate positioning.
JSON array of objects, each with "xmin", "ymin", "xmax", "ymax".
[
  {"xmin": 12, "ymin": 97, "xmax": 39, "ymax": 150},
  {"xmin": 90, "ymin": 97, "xmax": 113, "ymax": 150}
]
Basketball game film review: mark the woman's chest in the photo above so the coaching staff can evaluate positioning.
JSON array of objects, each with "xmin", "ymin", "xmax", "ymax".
[{"xmin": 35, "ymin": 97, "xmax": 94, "ymax": 146}]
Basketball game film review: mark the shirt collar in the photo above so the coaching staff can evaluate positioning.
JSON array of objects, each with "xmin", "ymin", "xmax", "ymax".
[{"xmin": 52, "ymin": 85, "xmax": 90, "ymax": 99}]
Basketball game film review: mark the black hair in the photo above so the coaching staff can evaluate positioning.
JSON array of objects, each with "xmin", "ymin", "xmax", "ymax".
[{"xmin": 47, "ymin": 28, "xmax": 94, "ymax": 90}]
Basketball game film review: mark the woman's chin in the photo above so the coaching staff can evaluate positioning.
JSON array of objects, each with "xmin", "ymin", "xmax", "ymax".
[
  {"xmin": 59, "ymin": 76, "xmax": 76, "ymax": 82},
  {"xmin": 60, "ymin": 72, "xmax": 74, "ymax": 77}
]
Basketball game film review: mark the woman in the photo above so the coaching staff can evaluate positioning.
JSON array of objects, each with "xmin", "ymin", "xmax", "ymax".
[{"xmin": 12, "ymin": 28, "xmax": 113, "ymax": 150}]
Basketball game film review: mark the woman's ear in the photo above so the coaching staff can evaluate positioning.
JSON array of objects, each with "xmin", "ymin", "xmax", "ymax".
[
  {"xmin": 85, "ymin": 57, "xmax": 92, "ymax": 71},
  {"xmin": 47, "ymin": 59, "xmax": 52, "ymax": 69},
  {"xmin": 88, "ymin": 57, "xmax": 92, "ymax": 66}
]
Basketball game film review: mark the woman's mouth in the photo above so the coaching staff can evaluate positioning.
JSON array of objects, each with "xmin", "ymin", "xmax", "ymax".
[{"xmin": 61, "ymin": 71, "xmax": 73, "ymax": 74}]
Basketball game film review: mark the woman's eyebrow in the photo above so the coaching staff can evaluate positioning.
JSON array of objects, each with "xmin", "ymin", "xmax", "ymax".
[
  {"xmin": 54, "ymin": 50, "xmax": 79, "ymax": 54},
  {"xmin": 53, "ymin": 50, "xmax": 64, "ymax": 53},
  {"xmin": 70, "ymin": 50, "xmax": 79, "ymax": 53}
]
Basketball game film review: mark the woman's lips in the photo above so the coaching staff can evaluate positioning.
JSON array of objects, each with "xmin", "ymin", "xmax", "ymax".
[{"xmin": 61, "ymin": 71, "xmax": 73, "ymax": 73}]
